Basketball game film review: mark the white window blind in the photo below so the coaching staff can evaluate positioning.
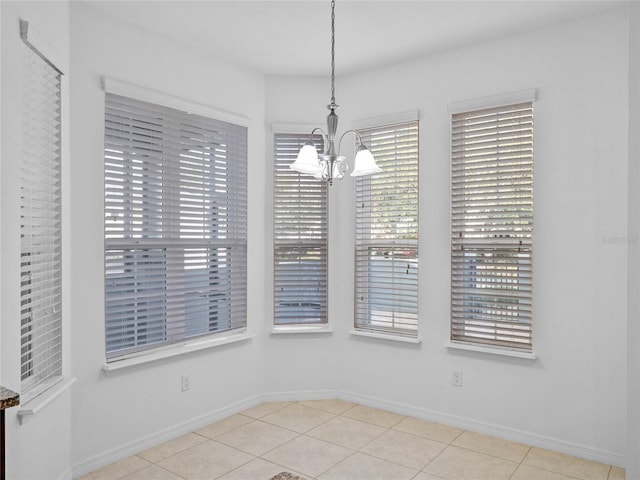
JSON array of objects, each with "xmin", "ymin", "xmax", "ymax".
[
  {"xmin": 104, "ymin": 92, "xmax": 248, "ymax": 360},
  {"xmin": 20, "ymin": 33, "xmax": 63, "ymax": 398},
  {"xmin": 451, "ymin": 101, "xmax": 534, "ymax": 351},
  {"xmin": 355, "ymin": 120, "xmax": 419, "ymax": 337},
  {"xmin": 273, "ymin": 133, "xmax": 328, "ymax": 325}
]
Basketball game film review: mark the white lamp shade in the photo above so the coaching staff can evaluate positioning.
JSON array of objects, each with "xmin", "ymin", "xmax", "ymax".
[
  {"xmin": 291, "ymin": 144, "xmax": 322, "ymax": 175},
  {"xmin": 351, "ymin": 147, "xmax": 382, "ymax": 177}
]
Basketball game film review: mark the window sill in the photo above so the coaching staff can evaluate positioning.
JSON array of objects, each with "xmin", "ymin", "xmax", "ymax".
[
  {"xmin": 271, "ymin": 325, "xmax": 333, "ymax": 335},
  {"xmin": 17, "ymin": 376, "xmax": 76, "ymax": 422},
  {"xmin": 102, "ymin": 331, "xmax": 254, "ymax": 375},
  {"xmin": 446, "ymin": 341, "xmax": 537, "ymax": 360},
  {"xmin": 349, "ymin": 330, "xmax": 422, "ymax": 345}
]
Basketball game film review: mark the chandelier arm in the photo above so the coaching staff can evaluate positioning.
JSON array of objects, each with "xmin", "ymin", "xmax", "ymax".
[
  {"xmin": 310, "ymin": 127, "xmax": 328, "ymax": 151},
  {"xmin": 337, "ymin": 129, "xmax": 363, "ymax": 155}
]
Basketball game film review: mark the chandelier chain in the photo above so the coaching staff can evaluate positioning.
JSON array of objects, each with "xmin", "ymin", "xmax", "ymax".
[
  {"xmin": 290, "ymin": 0, "xmax": 381, "ymax": 184},
  {"xmin": 330, "ymin": 0, "xmax": 336, "ymax": 107}
]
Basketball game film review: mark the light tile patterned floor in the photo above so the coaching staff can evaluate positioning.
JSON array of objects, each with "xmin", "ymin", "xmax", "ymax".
[{"xmin": 77, "ymin": 400, "xmax": 626, "ymax": 480}]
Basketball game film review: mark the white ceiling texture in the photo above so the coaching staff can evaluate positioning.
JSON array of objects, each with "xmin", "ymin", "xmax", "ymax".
[{"xmin": 88, "ymin": 0, "xmax": 621, "ymax": 76}]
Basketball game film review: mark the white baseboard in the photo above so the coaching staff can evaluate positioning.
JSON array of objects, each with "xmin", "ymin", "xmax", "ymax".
[
  {"xmin": 72, "ymin": 389, "xmax": 626, "ymax": 477},
  {"xmin": 262, "ymin": 389, "xmax": 339, "ymax": 403},
  {"xmin": 71, "ymin": 394, "xmax": 263, "ymax": 477},
  {"xmin": 337, "ymin": 390, "xmax": 626, "ymax": 468}
]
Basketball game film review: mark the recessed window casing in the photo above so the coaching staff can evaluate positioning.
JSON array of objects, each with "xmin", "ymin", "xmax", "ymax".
[
  {"xmin": 103, "ymin": 90, "xmax": 248, "ymax": 360},
  {"xmin": 450, "ymin": 95, "xmax": 534, "ymax": 351},
  {"xmin": 354, "ymin": 118, "xmax": 419, "ymax": 338},
  {"xmin": 20, "ymin": 23, "xmax": 64, "ymax": 401},
  {"xmin": 273, "ymin": 132, "xmax": 328, "ymax": 325}
]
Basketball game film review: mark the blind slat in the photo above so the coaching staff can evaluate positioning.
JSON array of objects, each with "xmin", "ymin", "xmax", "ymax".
[
  {"xmin": 20, "ymin": 40, "xmax": 64, "ymax": 397},
  {"xmin": 451, "ymin": 100, "xmax": 534, "ymax": 351},
  {"xmin": 355, "ymin": 120, "xmax": 419, "ymax": 337},
  {"xmin": 104, "ymin": 92, "xmax": 247, "ymax": 360},
  {"xmin": 273, "ymin": 133, "xmax": 328, "ymax": 325}
]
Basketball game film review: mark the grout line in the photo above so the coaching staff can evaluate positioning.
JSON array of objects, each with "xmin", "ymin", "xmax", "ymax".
[
  {"xmin": 155, "ymin": 462, "xmax": 188, "ymax": 480},
  {"xmin": 303, "ymin": 409, "xmax": 430, "ymax": 475},
  {"xmin": 444, "ymin": 443, "xmax": 521, "ymax": 465},
  {"xmin": 211, "ymin": 452, "xmax": 258, "ymax": 479},
  {"xmin": 450, "ymin": 427, "xmax": 465, "ymax": 444},
  {"xmin": 257, "ymin": 427, "xmax": 304, "ymax": 458},
  {"xmin": 295, "ymin": 399, "xmax": 357, "ymax": 416},
  {"xmin": 419, "ymin": 442, "xmax": 451, "ymax": 477},
  {"xmin": 504, "ymin": 446, "xmax": 533, "ymax": 480},
  {"xmin": 314, "ymin": 449, "xmax": 358, "ymax": 479},
  {"xmin": 508, "ymin": 459, "xmax": 600, "ymax": 480}
]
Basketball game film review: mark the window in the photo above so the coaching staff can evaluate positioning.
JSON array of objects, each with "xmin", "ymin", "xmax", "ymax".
[
  {"xmin": 354, "ymin": 115, "xmax": 419, "ymax": 337},
  {"xmin": 273, "ymin": 132, "xmax": 328, "ymax": 325},
  {"xmin": 20, "ymin": 21, "xmax": 64, "ymax": 399},
  {"xmin": 450, "ymin": 93, "xmax": 534, "ymax": 352},
  {"xmin": 104, "ymin": 88, "xmax": 248, "ymax": 360}
]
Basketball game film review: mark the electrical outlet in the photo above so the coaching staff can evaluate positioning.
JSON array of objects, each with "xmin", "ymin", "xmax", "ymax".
[
  {"xmin": 452, "ymin": 370, "xmax": 463, "ymax": 387},
  {"xmin": 181, "ymin": 375, "xmax": 191, "ymax": 392}
]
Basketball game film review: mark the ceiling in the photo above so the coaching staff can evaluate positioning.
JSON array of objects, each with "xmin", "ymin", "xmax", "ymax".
[{"xmin": 87, "ymin": 0, "xmax": 622, "ymax": 77}]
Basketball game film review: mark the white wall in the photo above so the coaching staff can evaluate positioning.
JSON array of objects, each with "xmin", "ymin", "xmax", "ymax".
[
  {"xmin": 266, "ymin": 6, "xmax": 629, "ymax": 465},
  {"xmin": 68, "ymin": 3, "xmax": 268, "ymax": 474},
  {"xmin": 627, "ymin": 1, "xmax": 640, "ymax": 477},
  {"xmin": 0, "ymin": 2, "xmax": 73, "ymax": 479}
]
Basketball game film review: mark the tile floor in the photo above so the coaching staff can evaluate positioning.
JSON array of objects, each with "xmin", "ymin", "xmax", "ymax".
[{"xmin": 77, "ymin": 400, "xmax": 626, "ymax": 480}]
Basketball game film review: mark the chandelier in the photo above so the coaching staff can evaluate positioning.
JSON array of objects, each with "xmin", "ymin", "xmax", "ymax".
[{"xmin": 290, "ymin": 0, "xmax": 381, "ymax": 185}]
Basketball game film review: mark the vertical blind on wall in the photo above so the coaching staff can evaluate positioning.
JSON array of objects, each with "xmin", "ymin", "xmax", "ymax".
[
  {"xmin": 104, "ymin": 93, "xmax": 248, "ymax": 360},
  {"xmin": 20, "ymin": 40, "xmax": 63, "ymax": 397},
  {"xmin": 355, "ymin": 120, "xmax": 419, "ymax": 337},
  {"xmin": 450, "ymin": 101, "xmax": 534, "ymax": 351},
  {"xmin": 273, "ymin": 133, "xmax": 328, "ymax": 325}
]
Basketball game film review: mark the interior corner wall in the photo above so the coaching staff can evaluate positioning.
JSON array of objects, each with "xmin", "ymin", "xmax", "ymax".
[
  {"xmin": 68, "ymin": 2, "xmax": 268, "ymax": 474},
  {"xmin": 267, "ymin": 6, "xmax": 630, "ymax": 465},
  {"xmin": 262, "ymin": 75, "xmax": 346, "ymax": 397},
  {"xmin": 627, "ymin": 1, "xmax": 640, "ymax": 477},
  {"xmin": 0, "ymin": 2, "xmax": 73, "ymax": 479}
]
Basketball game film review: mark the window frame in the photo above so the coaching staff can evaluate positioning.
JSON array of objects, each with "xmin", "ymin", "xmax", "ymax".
[
  {"xmin": 272, "ymin": 130, "xmax": 329, "ymax": 328},
  {"xmin": 353, "ymin": 111, "xmax": 420, "ymax": 339},
  {"xmin": 448, "ymin": 90, "xmax": 536, "ymax": 354},
  {"xmin": 103, "ymin": 79, "xmax": 249, "ymax": 362},
  {"xmin": 19, "ymin": 19, "xmax": 66, "ymax": 403}
]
